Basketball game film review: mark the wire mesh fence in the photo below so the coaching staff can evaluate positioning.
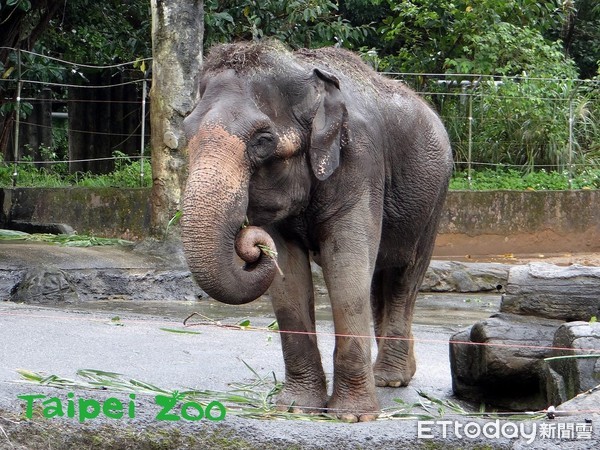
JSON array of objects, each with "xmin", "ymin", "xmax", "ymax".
[
  {"xmin": 0, "ymin": 48, "xmax": 151, "ymax": 188},
  {"xmin": 1, "ymin": 47, "xmax": 599, "ymax": 189},
  {"xmin": 386, "ymin": 72, "xmax": 600, "ymax": 189}
]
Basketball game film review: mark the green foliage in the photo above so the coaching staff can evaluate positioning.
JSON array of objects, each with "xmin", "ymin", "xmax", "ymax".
[
  {"xmin": 6, "ymin": 48, "xmax": 66, "ymax": 83},
  {"xmin": 1, "ymin": 0, "xmax": 597, "ymax": 187},
  {"xmin": 373, "ymin": 1, "xmax": 600, "ymax": 172},
  {"xmin": 450, "ymin": 167, "xmax": 600, "ymax": 190},
  {"xmin": 378, "ymin": 0, "xmax": 573, "ymax": 75},
  {"xmin": 0, "ymin": 0, "xmax": 30, "ymax": 12},
  {"xmin": 445, "ymin": 22, "xmax": 577, "ymax": 77},
  {"xmin": 76, "ymin": 152, "xmax": 150, "ymax": 188},
  {"xmin": 398, "ymin": 74, "xmax": 599, "ymax": 171},
  {"xmin": 0, "ymin": 152, "xmax": 151, "ymax": 188},
  {"xmin": 0, "ymin": 95, "xmax": 32, "ymax": 118},
  {"xmin": 0, "ymin": 47, "xmax": 63, "ymax": 126},
  {"xmin": 0, "ymin": 229, "xmax": 133, "ymax": 247},
  {"xmin": 552, "ymin": 0, "xmax": 600, "ymax": 79},
  {"xmin": 38, "ymin": 0, "xmax": 150, "ymax": 65},
  {"xmin": 204, "ymin": 0, "xmax": 372, "ymax": 49},
  {"xmin": 460, "ymin": 78, "xmax": 587, "ymax": 168}
]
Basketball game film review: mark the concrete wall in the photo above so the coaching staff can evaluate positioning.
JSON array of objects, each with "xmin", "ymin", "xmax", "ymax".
[
  {"xmin": 435, "ymin": 190, "xmax": 600, "ymax": 256},
  {"xmin": 1, "ymin": 188, "xmax": 599, "ymax": 255},
  {"xmin": 1, "ymin": 188, "xmax": 151, "ymax": 241}
]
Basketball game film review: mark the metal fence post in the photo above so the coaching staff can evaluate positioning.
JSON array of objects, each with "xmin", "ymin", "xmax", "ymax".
[
  {"xmin": 140, "ymin": 78, "xmax": 148, "ymax": 187},
  {"xmin": 467, "ymin": 88, "xmax": 473, "ymax": 190},
  {"xmin": 568, "ymin": 97, "xmax": 574, "ymax": 190},
  {"xmin": 12, "ymin": 49, "xmax": 22, "ymax": 187}
]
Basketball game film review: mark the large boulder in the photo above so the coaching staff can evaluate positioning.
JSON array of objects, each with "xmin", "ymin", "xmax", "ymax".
[
  {"xmin": 556, "ymin": 387, "xmax": 600, "ymax": 417},
  {"xmin": 450, "ymin": 313, "xmax": 563, "ymax": 410},
  {"xmin": 546, "ymin": 321, "xmax": 600, "ymax": 405},
  {"xmin": 10, "ymin": 266, "xmax": 80, "ymax": 305},
  {"xmin": 450, "ymin": 263, "xmax": 600, "ymax": 411},
  {"xmin": 501, "ymin": 263, "xmax": 600, "ymax": 321},
  {"xmin": 422, "ymin": 261, "xmax": 509, "ymax": 292}
]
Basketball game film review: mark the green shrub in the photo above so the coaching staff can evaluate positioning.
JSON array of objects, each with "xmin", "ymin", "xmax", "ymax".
[
  {"xmin": 451, "ymin": 168, "xmax": 600, "ymax": 190},
  {"xmin": 434, "ymin": 77, "xmax": 600, "ymax": 173},
  {"xmin": 0, "ymin": 153, "xmax": 151, "ymax": 188}
]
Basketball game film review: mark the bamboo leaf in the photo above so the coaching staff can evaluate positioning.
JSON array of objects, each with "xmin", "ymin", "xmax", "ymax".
[
  {"xmin": 2, "ymin": 66, "xmax": 15, "ymax": 79},
  {"xmin": 159, "ymin": 327, "xmax": 202, "ymax": 335},
  {"xmin": 544, "ymin": 354, "xmax": 600, "ymax": 362},
  {"xmin": 78, "ymin": 369, "xmax": 123, "ymax": 379},
  {"xmin": 0, "ymin": 230, "xmax": 133, "ymax": 247},
  {"xmin": 16, "ymin": 369, "xmax": 44, "ymax": 382},
  {"xmin": 129, "ymin": 379, "xmax": 170, "ymax": 394}
]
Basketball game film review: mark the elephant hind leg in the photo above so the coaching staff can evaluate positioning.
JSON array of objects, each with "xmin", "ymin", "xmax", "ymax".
[
  {"xmin": 372, "ymin": 265, "xmax": 418, "ymax": 387},
  {"xmin": 370, "ymin": 269, "xmax": 390, "ymax": 352},
  {"xmin": 373, "ymin": 194, "xmax": 445, "ymax": 387}
]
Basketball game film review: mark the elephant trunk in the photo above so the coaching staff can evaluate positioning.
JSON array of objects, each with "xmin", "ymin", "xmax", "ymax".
[{"xmin": 182, "ymin": 124, "xmax": 277, "ymax": 304}]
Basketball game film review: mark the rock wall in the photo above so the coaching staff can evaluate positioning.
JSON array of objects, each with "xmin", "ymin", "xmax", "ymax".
[{"xmin": 0, "ymin": 239, "xmax": 204, "ymax": 303}]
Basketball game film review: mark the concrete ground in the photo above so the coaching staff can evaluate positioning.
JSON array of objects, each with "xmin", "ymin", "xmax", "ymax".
[{"xmin": 0, "ymin": 241, "xmax": 598, "ymax": 449}]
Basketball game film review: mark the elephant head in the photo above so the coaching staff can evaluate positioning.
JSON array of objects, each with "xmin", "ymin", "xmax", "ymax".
[{"xmin": 182, "ymin": 41, "xmax": 347, "ymax": 305}]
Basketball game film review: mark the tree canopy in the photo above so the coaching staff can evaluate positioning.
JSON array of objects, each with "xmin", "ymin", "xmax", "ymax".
[
  {"xmin": 204, "ymin": 0, "xmax": 372, "ymax": 49},
  {"xmin": 202, "ymin": 0, "xmax": 598, "ymax": 79},
  {"xmin": 38, "ymin": 0, "xmax": 151, "ymax": 65},
  {"xmin": 2, "ymin": 0, "xmax": 597, "ymax": 82},
  {"xmin": 0, "ymin": 0, "xmax": 598, "ymax": 183},
  {"xmin": 0, "ymin": 0, "xmax": 62, "ymax": 66},
  {"xmin": 376, "ymin": 0, "xmax": 579, "ymax": 77}
]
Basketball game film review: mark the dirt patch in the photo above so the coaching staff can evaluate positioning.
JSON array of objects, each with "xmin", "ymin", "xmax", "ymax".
[{"xmin": 435, "ymin": 231, "xmax": 600, "ymax": 266}]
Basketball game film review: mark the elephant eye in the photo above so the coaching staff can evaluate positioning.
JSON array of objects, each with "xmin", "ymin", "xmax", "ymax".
[
  {"xmin": 248, "ymin": 131, "xmax": 276, "ymax": 163},
  {"xmin": 255, "ymin": 133, "xmax": 274, "ymax": 146}
]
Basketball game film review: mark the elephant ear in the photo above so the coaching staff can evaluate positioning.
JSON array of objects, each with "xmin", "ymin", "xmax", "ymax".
[{"xmin": 310, "ymin": 68, "xmax": 347, "ymax": 181}]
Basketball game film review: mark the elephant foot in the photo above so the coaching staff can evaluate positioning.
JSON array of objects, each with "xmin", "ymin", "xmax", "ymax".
[
  {"xmin": 327, "ymin": 390, "xmax": 380, "ymax": 423},
  {"xmin": 373, "ymin": 359, "xmax": 416, "ymax": 387},
  {"xmin": 275, "ymin": 383, "xmax": 327, "ymax": 414}
]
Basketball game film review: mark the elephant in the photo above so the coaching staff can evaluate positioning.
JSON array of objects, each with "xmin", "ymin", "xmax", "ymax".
[{"xmin": 182, "ymin": 40, "xmax": 453, "ymax": 422}]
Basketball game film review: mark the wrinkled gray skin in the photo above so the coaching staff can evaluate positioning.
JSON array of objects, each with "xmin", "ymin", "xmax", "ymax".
[{"xmin": 182, "ymin": 41, "xmax": 453, "ymax": 422}]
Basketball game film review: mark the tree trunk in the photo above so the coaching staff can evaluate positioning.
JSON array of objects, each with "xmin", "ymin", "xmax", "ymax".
[{"xmin": 149, "ymin": 0, "xmax": 204, "ymax": 236}]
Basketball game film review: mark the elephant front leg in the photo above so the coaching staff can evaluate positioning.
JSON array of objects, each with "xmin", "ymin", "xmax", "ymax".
[
  {"xmin": 320, "ymin": 238, "xmax": 380, "ymax": 422},
  {"xmin": 269, "ymin": 234, "xmax": 327, "ymax": 413}
]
